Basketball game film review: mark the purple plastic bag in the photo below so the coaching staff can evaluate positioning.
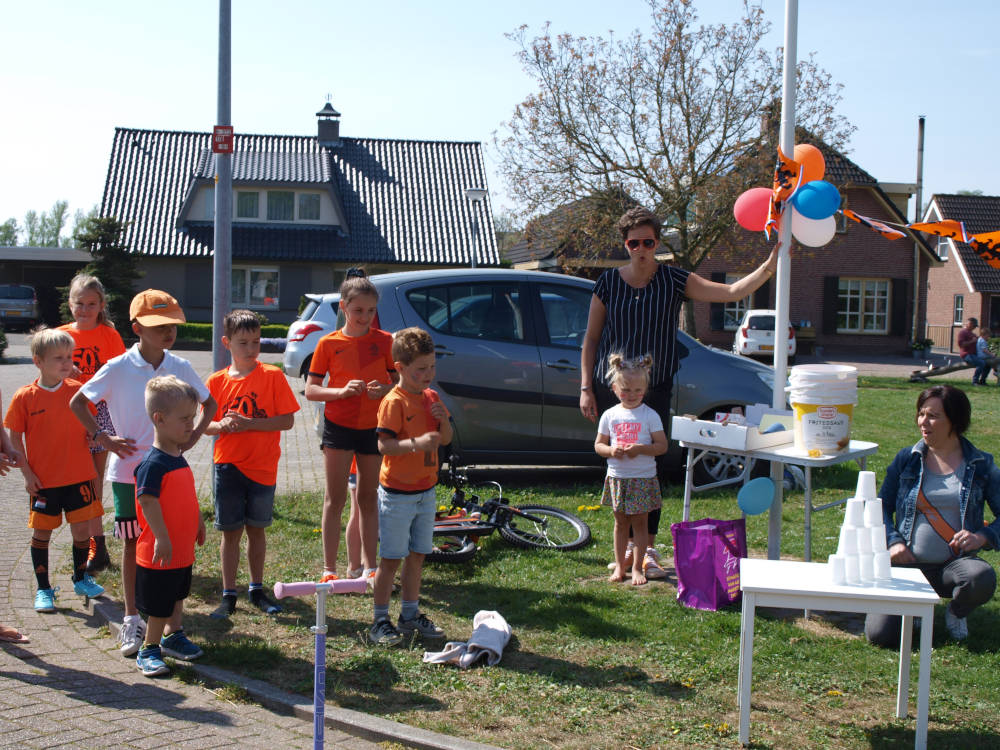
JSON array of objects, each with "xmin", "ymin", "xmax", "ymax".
[{"xmin": 670, "ymin": 517, "xmax": 747, "ymax": 611}]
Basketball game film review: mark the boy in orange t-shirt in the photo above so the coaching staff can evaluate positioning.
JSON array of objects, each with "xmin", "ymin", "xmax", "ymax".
[
  {"xmin": 205, "ymin": 310, "xmax": 299, "ymax": 617},
  {"xmin": 4, "ymin": 329, "xmax": 105, "ymax": 613},
  {"xmin": 368, "ymin": 327, "xmax": 452, "ymax": 646}
]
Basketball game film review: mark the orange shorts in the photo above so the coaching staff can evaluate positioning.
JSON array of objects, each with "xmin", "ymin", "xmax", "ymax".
[{"xmin": 28, "ymin": 480, "xmax": 103, "ymax": 531}]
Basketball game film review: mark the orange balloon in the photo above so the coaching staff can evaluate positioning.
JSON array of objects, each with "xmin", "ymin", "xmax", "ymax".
[{"xmin": 793, "ymin": 144, "xmax": 825, "ymax": 184}]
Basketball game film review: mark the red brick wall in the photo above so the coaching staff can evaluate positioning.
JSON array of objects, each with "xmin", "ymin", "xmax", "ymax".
[
  {"xmin": 690, "ymin": 188, "xmax": 929, "ymax": 354},
  {"xmin": 926, "ymin": 250, "xmax": 983, "ymax": 353}
]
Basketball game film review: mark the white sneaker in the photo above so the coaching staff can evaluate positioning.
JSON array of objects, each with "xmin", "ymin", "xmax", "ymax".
[
  {"xmin": 119, "ymin": 615, "xmax": 146, "ymax": 657},
  {"xmin": 945, "ymin": 606, "xmax": 968, "ymax": 641}
]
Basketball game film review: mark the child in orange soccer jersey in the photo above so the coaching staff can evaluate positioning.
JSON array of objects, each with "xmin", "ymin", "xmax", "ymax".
[
  {"xmin": 59, "ymin": 273, "xmax": 126, "ymax": 575},
  {"xmin": 205, "ymin": 310, "xmax": 299, "ymax": 618},
  {"xmin": 5, "ymin": 329, "xmax": 105, "ymax": 613},
  {"xmin": 368, "ymin": 327, "xmax": 452, "ymax": 646},
  {"xmin": 305, "ymin": 271, "xmax": 395, "ymax": 582}
]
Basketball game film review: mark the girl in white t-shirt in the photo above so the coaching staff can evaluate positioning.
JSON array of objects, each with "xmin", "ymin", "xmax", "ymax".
[{"xmin": 594, "ymin": 354, "xmax": 667, "ymax": 585}]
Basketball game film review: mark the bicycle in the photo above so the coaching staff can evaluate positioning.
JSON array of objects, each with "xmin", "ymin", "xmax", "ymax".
[{"xmin": 427, "ymin": 466, "xmax": 592, "ymax": 563}]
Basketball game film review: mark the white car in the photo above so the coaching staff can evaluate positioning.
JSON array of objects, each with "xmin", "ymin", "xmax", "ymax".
[
  {"xmin": 732, "ymin": 309, "xmax": 796, "ymax": 363},
  {"xmin": 283, "ymin": 293, "xmax": 340, "ymax": 380}
]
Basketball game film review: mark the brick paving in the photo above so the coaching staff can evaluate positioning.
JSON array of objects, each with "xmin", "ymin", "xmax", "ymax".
[{"xmin": 0, "ymin": 334, "xmax": 369, "ymax": 749}]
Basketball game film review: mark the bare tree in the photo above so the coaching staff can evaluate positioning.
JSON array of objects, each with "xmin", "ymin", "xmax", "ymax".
[{"xmin": 496, "ymin": 0, "xmax": 854, "ymax": 330}]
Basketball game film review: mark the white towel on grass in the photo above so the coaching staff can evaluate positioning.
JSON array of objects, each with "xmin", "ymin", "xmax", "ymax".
[{"xmin": 422, "ymin": 610, "xmax": 511, "ymax": 669}]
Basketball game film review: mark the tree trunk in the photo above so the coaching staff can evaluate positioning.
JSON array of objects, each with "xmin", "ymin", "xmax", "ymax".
[{"xmin": 681, "ymin": 299, "xmax": 696, "ymax": 337}]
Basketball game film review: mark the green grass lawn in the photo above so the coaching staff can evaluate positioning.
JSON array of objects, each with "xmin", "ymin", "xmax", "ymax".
[{"xmin": 101, "ymin": 377, "xmax": 1000, "ymax": 748}]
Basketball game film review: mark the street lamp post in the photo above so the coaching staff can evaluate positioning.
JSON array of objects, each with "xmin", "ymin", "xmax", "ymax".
[{"xmin": 465, "ymin": 187, "xmax": 486, "ymax": 269}]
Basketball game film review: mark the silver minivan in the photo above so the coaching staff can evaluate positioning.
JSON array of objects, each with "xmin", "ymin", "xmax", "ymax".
[
  {"xmin": 364, "ymin": 269, "xmax": 776, "ymax": 480},
  {"xmin": 0, "ymin": 284, "xmax": 39, "ymax": 330}
]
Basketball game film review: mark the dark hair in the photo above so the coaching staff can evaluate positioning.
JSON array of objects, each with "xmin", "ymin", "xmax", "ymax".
[
  {"xmin": 917, "ymin": 384, "xmax": 971, "ymax": 436},
  {"xmin": 968, "ymin": 317, "xmax": 979, "ymax": 327},
  {"xmin": 616, "ymin": 206, "xmax": 661, "ymax": 241},
  {"xmin": 223, "ymin": 309, "xmax": 260, "ymax": 338},
  {"xmin": 339, "ymin": 267, "xmax": 379, "ymax": 305}
]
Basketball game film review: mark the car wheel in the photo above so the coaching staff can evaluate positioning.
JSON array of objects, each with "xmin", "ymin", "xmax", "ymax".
[
  {"xmin": 299, "ymin": 354, "xmax": 312, "ymax": 382},
  {"xmin": 788, "ymin": 354, "xmax": 796, "ymax": 365}
]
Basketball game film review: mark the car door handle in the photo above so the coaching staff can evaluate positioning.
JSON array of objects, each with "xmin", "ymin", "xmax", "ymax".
[
  {"xmin": 545, "ymin": 360, "xmax": 578, "ymax": 371},
  {"xmin": 435, "ymin": 346, "xmax": 455, "ymax": 357}
]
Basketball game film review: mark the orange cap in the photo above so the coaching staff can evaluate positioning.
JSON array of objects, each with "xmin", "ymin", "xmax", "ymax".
[{"xmin": 129, "ymin": 289, "xmax": 186, "ymax": 326}]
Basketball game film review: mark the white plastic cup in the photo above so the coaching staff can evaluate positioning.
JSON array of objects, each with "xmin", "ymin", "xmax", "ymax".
[
  {"xmin": 839, "ymin": 525, "xmax": 859, "ymax": 555},
  {"xmin": 864, "ymin": 498, "xmax": 883, "ymax": 527},
  {"xmin": 859, "ymin": 554, "xmax": 875, "ymax": 583},
  {"xmin": 870, "ymin": 525, "xmax": 888, "ymax": 552},
  {"xmin": 845, "ymin": 554, "xmax": 860, "ymax": 583},
  {"xmin": 845, "ymin": 498, "xmax": 865, "ymax": 527},
  {"xmin": 874, "ymin": 551, "xmax": 891, "ymax": 580},
  {"xmin": 856, "ymin": 526, "xmax": 873, "ymax": 554},
  {"xmin": 829, "ymin": 554, "xmax": 846, "ymax": 584},
  {"xmin": 856, "ymin": 471, "xmax": 877, "ymax": 502}
]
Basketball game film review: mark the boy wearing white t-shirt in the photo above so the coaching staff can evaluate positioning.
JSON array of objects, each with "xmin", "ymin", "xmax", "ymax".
[{"xmin": 70, "ymin": 290, "xmax": 216, "ymax": 656}]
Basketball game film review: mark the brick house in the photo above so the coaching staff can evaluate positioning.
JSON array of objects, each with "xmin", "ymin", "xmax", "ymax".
[
  {"xmin": 923, "ymin": 193, "xmax": 1000, "ymax": 351},
  {"xmin": 100, "ymin": 104, "xmax": 498, "ymax": 324}
]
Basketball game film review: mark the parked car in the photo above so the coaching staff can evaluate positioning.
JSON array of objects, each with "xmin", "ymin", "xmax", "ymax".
[
  {"xmin": 0, "ymin": 283, "xmax": 39, "ymax": 331},
  {"xmin": 346, "ymin": 269, "xmax": 777, "ymax": 482},
  {"xmin": 283, "ymin": 293, "xmax": 340, "ymax": 379},
  {"xmin": 732, "ymin": 309, "xmax": 795, "ymax": 364}
]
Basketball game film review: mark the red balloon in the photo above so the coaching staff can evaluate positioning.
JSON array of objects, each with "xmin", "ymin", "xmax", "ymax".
[
  {"xmin": 793, "ymin": 144, "xmax": 826, "ymax": 184},
  {"xmin": 733, "ymin": 187, "xmax": 772, "ymax": 232}
]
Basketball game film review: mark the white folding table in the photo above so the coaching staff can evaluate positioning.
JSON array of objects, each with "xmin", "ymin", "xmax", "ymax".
[
  {"xmin": 738, "ymin": 559, "xmax": 939, "ymax": 749},
  {"xmin": 679, "ymin": 439, "xmax": 879, "ymax": 561}
]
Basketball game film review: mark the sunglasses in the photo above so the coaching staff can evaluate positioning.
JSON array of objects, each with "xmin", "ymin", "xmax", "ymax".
[{"xmin": 626, "ymin": 238, "xmax": 657, "ymax": 250}]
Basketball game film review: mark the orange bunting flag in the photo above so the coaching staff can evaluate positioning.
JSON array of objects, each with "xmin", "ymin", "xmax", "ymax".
[
  {"xmin": 841, "ymin": 209, "xmax": 907, "ymax": 241},
  {"xmin": 969, "ymin": 230, "xmax": 1000, "ymax": 269},
  {"xmin": 765, "ymin": 146, "xmax": 801, "ymax": 239},
  {"xmin": 909, "ymin": 220, "xmax": 971, "ymax": 244}
]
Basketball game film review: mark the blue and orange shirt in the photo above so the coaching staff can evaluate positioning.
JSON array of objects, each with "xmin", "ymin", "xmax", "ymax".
[{"xmin": 134, "ymin": 447, "xmax": 200, "ymax": 570}]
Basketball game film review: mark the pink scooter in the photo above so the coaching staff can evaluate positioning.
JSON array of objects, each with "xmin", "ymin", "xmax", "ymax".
[{"xmin": 274, "ymin": 578, "xmax": 368, "ymax": 749}]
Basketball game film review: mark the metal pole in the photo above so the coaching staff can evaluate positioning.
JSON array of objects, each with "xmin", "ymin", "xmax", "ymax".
[
  {"xmin": 912, "ymin": 116, "xmax": 926, "ymax": 344},
  {"xmin": 767, "ymin": 0, "xmax": 798, "ymax": 561},
  {"xmin": 212, "ymin": 0, "xmax": 233, "ymax": 372},
  {"xmin": 471, "ymin": 207, "xmax": 480, "ymax": 269}
]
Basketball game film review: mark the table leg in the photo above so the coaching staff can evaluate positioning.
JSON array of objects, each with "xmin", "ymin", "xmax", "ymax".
[
  {"xmin": 915, "ymin": 609, "xmax": 932, "ymax": 750},
  {"xmin": 897, "ymin": 615, "xmax": 913, "ymax": 718},
  {"xmin": 683, "ymin": 447, "xmax": 694, "ymax": 522},
  {"xmin": 804, "ymin": 466, "xmax": 813, "ymax": 563},
  {"xmin": 738, "ymin": 593, "xmax": 756, "ymax": 745}
]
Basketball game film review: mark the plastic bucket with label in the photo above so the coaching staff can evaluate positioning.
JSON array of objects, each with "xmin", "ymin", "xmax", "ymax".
[{"xmin": 786, "ymin": 365, "xmax": 858, "ymax": 455}]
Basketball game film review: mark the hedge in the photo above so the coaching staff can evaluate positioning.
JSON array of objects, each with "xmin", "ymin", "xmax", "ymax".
[{"xmin": 176, "ymin": 323, "xmax": 289, "ymax": 341}]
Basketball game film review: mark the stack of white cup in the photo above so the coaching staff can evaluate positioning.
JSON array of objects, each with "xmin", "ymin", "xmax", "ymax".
[{"xmin": 829, "ymin": 471, "xmax": 892, "ymax": 584}]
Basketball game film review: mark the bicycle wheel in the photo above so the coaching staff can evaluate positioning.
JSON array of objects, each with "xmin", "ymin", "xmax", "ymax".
[
  {"xmin": 426, "ymin": 535, "xmax": 478, "ymax": 563},
  {"xmin": 499, "ymin": 505, "xmax": 591, "ymax": 551}
]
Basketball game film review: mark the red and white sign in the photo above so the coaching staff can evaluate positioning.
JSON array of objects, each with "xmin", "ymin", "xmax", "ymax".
[{"xmin": 212, "ymin": 125, "xmax": 234, "ymax": 154}]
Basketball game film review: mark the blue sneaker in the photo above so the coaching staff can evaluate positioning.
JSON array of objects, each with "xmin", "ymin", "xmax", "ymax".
[
  {"xmin": 160, "ymin": 630, "xmax": 203, "ymax": 660},
  {"xmin": 34, "ymin": 587, "xmax": 58, "ymax": 613},
  {"xmin": 136, "ymin": 645, "xmax": 170, "ymax": 677},
  {"xmin": 73, "ymin": 575, "xmax": 105, "ymax": 598}
]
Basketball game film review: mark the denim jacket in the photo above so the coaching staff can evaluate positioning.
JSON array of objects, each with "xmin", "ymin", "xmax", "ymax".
[{"xmin": 880, "ymin": 437, "xmax": 1000, "ymax": 552}]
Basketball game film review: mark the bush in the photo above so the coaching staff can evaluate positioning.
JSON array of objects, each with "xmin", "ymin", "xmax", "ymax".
[
  {"xmin": 0, "ymin": 325, "xmax": 7, "ymax": 359},
  {"xmin": 175, "ymin": 323, "xmax": 289, "ymax": 341}
]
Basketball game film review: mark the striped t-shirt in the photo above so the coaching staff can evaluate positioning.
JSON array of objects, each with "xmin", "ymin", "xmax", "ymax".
[{"xmin": 593, "ymin": 265, "xmax": 691, "ymax": 388}]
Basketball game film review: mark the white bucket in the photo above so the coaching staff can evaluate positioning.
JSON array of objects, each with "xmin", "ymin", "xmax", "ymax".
[{"xmin": 786, "ymin": 364, "xmax": 857, "ymax": 455}]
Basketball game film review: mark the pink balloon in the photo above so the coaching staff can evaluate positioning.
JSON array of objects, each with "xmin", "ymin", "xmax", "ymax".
[{"xmin": 733, "ymin": 187, "xmax": 772, "ymax": 232}]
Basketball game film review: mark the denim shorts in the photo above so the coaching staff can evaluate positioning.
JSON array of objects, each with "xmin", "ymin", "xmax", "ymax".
[
  {"xmin": 377, "ymin": 485, "xmax": 437, "ymax": 559},
  {"xmin": 213, "ymin": 463, "xmax": 276, "ymax": 531}
]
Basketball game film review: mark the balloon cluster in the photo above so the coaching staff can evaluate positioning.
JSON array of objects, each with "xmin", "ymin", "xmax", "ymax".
[{"xmin": 733, "ymin": 144, "xmax": 841, "ymax": 247}]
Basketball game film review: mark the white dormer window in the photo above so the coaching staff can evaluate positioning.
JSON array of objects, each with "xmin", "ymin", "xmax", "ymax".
[
  {"xmin": 299, "ymin": 193, "xmax": 320, "ymax": 221},
  {"xmin": 267, "ymin": 191, "xmax": 295, "ymax": 221},
  {"xmin": 236, "ymin": 191, "xmax": 259, "ymax": 219},
  {"xmin": 937, "ymin": 235, "xmax": 950, "ymax": 260}
]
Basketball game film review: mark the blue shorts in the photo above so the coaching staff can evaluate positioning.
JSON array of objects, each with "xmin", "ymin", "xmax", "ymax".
[
  {"xmin": 377, "ymin": 485, "xmax": 437, "ymax": 559},
  {"xmin": 213, "ymin": 463, "xmax": 276, "ymax": 531}
]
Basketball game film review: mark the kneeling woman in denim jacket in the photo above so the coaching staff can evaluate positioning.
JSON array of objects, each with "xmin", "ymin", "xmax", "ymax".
[{"xmin": 867, "ymin": 384, "xmax": 1000, "ymax": 646}]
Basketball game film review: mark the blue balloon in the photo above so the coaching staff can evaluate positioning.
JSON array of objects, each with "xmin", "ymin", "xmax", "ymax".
[
  {"xmin": 737, "ymin": 477, "xmax": 775, "ymax": 516},
  {"xmin": 792, "ymin": 180, "xmax": 841, "ymax": 220}
]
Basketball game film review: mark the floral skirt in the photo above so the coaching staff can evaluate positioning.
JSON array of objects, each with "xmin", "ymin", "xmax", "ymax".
[{"xmin": 601, "ymin": 476, "xmax": 662, "ymax": 515}]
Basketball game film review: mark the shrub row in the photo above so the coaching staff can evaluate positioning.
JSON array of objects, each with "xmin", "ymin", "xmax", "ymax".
[{"xmin": 176, "ymin": 323, "xmax": 289, "ymax": 341}]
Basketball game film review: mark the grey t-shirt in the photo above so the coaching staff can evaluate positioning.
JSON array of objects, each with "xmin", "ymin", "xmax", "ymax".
[{"xmin": 912, "ymin": 463, "xmax": 964, "ymax": 563}]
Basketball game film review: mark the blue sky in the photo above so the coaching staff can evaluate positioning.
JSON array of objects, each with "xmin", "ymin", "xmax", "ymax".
[{"xmin": 2, "ymin": 1, "xmax": 998, "ymax": 227}]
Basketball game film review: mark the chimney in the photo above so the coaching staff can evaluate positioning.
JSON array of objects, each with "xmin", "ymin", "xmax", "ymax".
[{"xmin": 317, "ymin": 101, "xmax": 341, "ymax": 147}]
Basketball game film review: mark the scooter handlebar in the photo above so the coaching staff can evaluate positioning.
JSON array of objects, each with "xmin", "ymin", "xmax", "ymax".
[{"xmin": 274, "ymin": 578, "xmax": 368, "ymax": 599}]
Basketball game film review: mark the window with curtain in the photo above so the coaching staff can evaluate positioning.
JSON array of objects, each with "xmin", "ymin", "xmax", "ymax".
[
  {"xmin": 236, "ymin": 191, "xmax": 259, "ymax": 219},
  {"xmin": 837, "ymin": 278, "xmax": 889, "ymax": 333},
  {"xmin": 953, "ymin": 295, "xmax": 964, "ymax": 325},
  {"xmin": 298, "ymin": 193, "xmax": 320, "ymax": 221},
  {"xmin": 266, "ymin": 191, "xmax": 294, "ymax": 221}
]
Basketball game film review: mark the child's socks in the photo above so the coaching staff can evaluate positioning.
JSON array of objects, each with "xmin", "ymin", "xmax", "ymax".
[{"xmin": 30, "ymin": 536, "xmax": 50, "ymax": 590}]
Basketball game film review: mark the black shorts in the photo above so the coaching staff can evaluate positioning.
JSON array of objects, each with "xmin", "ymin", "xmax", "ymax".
[
  {"xmin": 135, "ymin": 564, "xmax": 192, "ymax": 618},
  {"xmin": 321, "ymin": 418, "xmax": 379, "ymax": 455},
  {"xmin": 29, "ymin": 480, "xmax": 102, "ymax": 531}
]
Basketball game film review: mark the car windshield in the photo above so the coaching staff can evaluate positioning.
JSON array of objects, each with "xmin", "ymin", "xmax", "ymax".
[
  {"xmin": 0, "ymin": 285, "xmax": 33, "ymax": 299},
  {"xmin": 748, "ymin": 315, "xmax": 775, "ymax": 331}
]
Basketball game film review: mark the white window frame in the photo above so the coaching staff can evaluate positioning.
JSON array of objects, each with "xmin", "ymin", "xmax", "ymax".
[
  {"xmin": 298, "ymin": 192, "xmax": 321, "ymax": 221},
  {"xmin": 723, "ymin": 274, "xmax": 751, "ymax": 331},
  {"xmin": 232, "ymin": 266, "xmax": 280, "ymax": 310},
  {"xmin": 266, "ymin": 190, "xmax": 295, "ymax": 221},
  {"xmin": 953, "ymin": 294, "xmax": 964, "ymax": 326},
  {"xmin": 236, "ymin": 191, "xmax": 259, "ymax": 220},
  {"xmin": 938, "ymin": 236, "xmax": 950, "ymax": 260},
  {"xmin": 837, "ymin": 278, "xmax": 889, "ymax": 334}
]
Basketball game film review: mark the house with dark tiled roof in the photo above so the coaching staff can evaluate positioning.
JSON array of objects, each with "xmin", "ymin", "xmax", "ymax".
[
  {"xmin": 923, "ymin": 193, "xmax": 1000, "ymax": 350},
  {"xmin": 101, "ymin": 104, "xmax": 498, "ymax": 323}
]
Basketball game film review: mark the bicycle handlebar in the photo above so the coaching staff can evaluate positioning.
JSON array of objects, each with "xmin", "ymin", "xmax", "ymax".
[{"xmin": 274, "ymin": 579, "xmax": 368, "ymax": 599}]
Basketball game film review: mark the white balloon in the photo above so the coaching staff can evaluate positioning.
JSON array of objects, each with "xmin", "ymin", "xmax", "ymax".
[{"xmin": 791, "ymin": 208, "xmax": 837, "ymax": 247}]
